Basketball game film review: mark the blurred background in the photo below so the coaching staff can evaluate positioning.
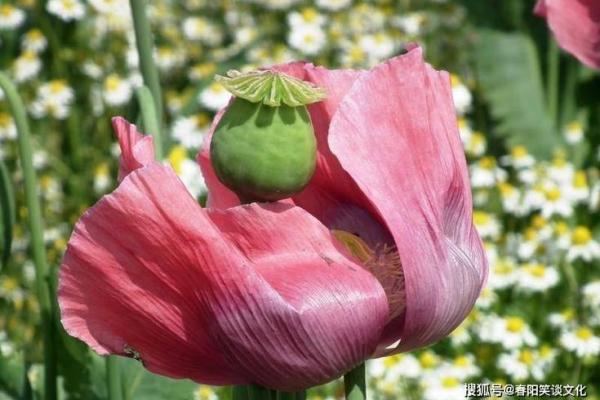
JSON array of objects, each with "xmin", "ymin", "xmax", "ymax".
[{"xmin": 1, "ymin": 0, "xmax": 600, "ymax": 399}]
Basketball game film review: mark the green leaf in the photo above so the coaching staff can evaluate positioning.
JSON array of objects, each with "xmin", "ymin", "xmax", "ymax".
[
  {"xmin": 119, "ymin": 359, "xmax": 198, "ymax": 400},
  {"xmin": 472, "ymin": 30, "xmax": 561, "ymax": 158},
  {"xmin": 0, "ymin": 159, "xmax": 15, "ymax": 268},
  {"xmin": 0, "ymin": 352, "xmax": 24, "ymax": 399}
]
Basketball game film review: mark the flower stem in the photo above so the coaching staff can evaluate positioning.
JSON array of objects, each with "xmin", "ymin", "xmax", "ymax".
[
  {"xmin": 136, "ymin": 86, "xmax": 164, "ymax": 160},
  {"xmin": 546, "ymin": 37, "xmax": 560, "ymax": 126},
  {"xmin": 232, "ymin": 386, "xmax": 249, "ymax": 400},
  {"xmin": 0, "ymin": 72, "xmax": 57, "ymax": 400},
  {"xmin": 277, "ymin": 391, "xmax": 306, "ymax": 400},
  {"xmin": 344, "ymin": 363, "xmax": 367, "ymax": 400},
  {"xmin": 129, "ymin": 0, "xmax": 164, "ymax": 136},
  {"xmin": 106, "ymin": 356, "xmax": 123, "ymax": 400},
  {"xmin": 248, "ymin": 384, "xmax": 272, "ymax": 400}
]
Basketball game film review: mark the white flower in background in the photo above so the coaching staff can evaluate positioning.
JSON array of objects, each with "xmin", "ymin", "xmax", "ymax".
[
  {"xmin": 89, "ymin": 0, "xmax": 128, "ymax": 14},
  {"xmin": 262, "ymin": 0, "xmax": 302, "ymax": 10},
  {"xmin": 0, "ymin": 331, "xmax": 14, "ymax": 357},
  {"xmin": 171, "ymin": 114, "xmax": 210, "ymax": 150},
  {"xmin": 465, "ymin": 132, "xmax": 487, "ymax": 157},
  {"xmin": 450, "ymin": 321, "xmax": 471, "ymax": 346},
  {"xmin": 155, "ymin": 47, "xmax": 185, "ymax": 71},
  {"xmin": 182, "ymin": 17, "xmax": 224, "ymax": 46},
  {"xmin": 288, "ymin": 8, "xmax": 326, "ymax": 28},
  {"xmin": 168, "ymin": 146, "xmax": 206, "ymax": 198},
  {"xmin": 552, "ymin": 220, "xmax": 571, "ymax": 250},
  {"xmin": 478, "ymin": 315, "xmax": 537, "ymax": 349},
  {"xmin": 81, "ymin": 61, "xmax": 103, "ymax": 79},
  {"xmin": 47, "ymin": 0, "xmax": 86, "ymax": 21},
  {"xmin": 564, "ymin": 121, "xmax": 584, "ymax": 144},
  {"xmin": 0, "ymin": 113, "xmax": 17, "ymax": 141},
  {"xmin": 583, "ymin": 281, "xmax": 600, "ymax": 308},
  {"xmin": 21, "ymin": 29, "xmax": 48, "ymax": 53},
  {"xmin": 560, "ymin": 326, "xmax": 600, "ymax": 357},
  {"xmin": 541, "ymin": 185, "xmax": 573, "ymax": 218},
  {"xmin": 566, "ymin": 226, "xmax": 600, "ymax": 262},
  {"xmin": 548, "ymin": 308, "xmax": 576, "ymax": 330},
  {"xmin": 0, "ymin": 5, "xmax": 26, "ymax": 30},
  {"xmin": 566, "ymin": 170, "xmax": 589, "ymax": 203},
  {"xmin": 194, "ymin": 386, "xmax": 218, "ymax": 400},
  {"xmin": 470, "ymin": 157, "xmax": 507, "ymax": 188},
  {"xmin": 457, "ymin": 118, "xmax": 472, "ymax": 144},
  {"xmin": 13, "ymin": 51, "xmax": 42, "ymax": 83},
  {"xmin": 288, "ymin": 24, "xmax": 326, "ymax": 55},
  {"xmin": 369, "ymin": 354, "xmax": 421, "ymax": 382},
  {"xmin": 235, "ymin": 26, "xmax": 257, "ymax": 47},
  {"xmin": 392, "ymin": 12, "xmax": 426, "ymax": 36},
  {"xmin": 475, "ymin": 287, "xmax": 496, "ymax": 309},
  {"xmin": 516, "ymin": 228, "xmax": 540, "ymax": 260},
  {"xmin": 500, "ymin": 145, "xmax": 535, "ymax": 169},
  {"xmin": 473, "ymin": 211, "xmax": 501, "ymax": 239},
  {"xmin": 487, "ymin": 257, "xmax": 518, "ymax": 290},
  {"xmin": 359, "ymin": 33, "xmax": 396, "ymax": 62},
  {"xmin": 548, "ymin": 156, "xmax": 574, "ymax": 185},
  {"xmin": 30, "ymin": 80, "xmax": 75, "ymax": 120},
  {"xmin": 422, "ymin": 367, "xmax": 465, "ymax": 400},
  {"xmin": 497, "ymin": 182, "xmax": 524, "ymax": 215},
  {"xmin": 316, "ymin": 0, "xmax": 352, "ymax": 12},
  {"xmin": 198, "ymin": 82, "xmax": 231, "ymax": 111},
  {"xmin": 515, "ymin": 263, "xmax": 559, "ymax": 293},
  {"xmin": 498, "ymin": 348, "xmax": 554, "ymax": 381},
  {"xmin": 450, "ymin": 74, "xmax": 472, "ymax": 115},
  {"xmin": 94, "ymin": 163, "xmax": 112, "ymax": 194},
  {"xmin": 102, "ymin": 74, "xmax": 132, "ymax": 107}
]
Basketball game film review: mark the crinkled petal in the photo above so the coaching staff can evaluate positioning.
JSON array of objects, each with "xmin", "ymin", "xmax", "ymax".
[
  {"xmin": 535, "ymin": 0, "xmax": 600, "ymax": 69},
  {"xmin": 112, "ymin": 117, "xmax": 155, "ymax": 181},
  {"xmin": 328, "ymin": 46, "xmax": 487, "ymax": 355},
  {"xmin": 59, "ymin": 163, "xmax": 388, "ymax": 390}
]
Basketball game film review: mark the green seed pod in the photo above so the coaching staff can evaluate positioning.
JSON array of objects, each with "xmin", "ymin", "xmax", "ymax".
[{"xmin": 210, "ymin": 70, "xmax": 326, "ymax": 202}]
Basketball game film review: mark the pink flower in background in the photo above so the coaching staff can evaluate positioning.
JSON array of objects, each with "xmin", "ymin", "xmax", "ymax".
[
  {"xmin": 59, "ymin": 46, "xmax": 486, "ymax": 391},
  {"xmin": 535, "ymin": 0, "xmax": 600, "ymax": 69}
]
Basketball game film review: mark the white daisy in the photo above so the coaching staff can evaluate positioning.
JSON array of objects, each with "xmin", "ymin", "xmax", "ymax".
[
  {"xmin": 288, "ymin": 24, "xmax": 326, "ymax": 55},
  {"xmin": 500, "ymin": 145, "xmax": 535, "ymax": 169},
  {"xmin": 566, "ymin": 226, "xmax": 600, "ymax": 262},
  {"xmin": 21, "ymin": 29, "xmax": 48, "ymax": 53},
  {"xmin": 515, "ymin": 263, "xmax": 559, "ymax": 293},
  {"xmin": 487, "ymin": 257, "xmax": 518, "ymax": 290},
  {"xmin": 171, "ymin": 114, "xmax": 210, "ymax": 150},
  {"xmin": 102, "ymin": 74, "xmax": 133, "ymax": 107},
  {"xmin": 564, "ymin": 121, "xmax": 584, "ymax": 144},
  {"xmin": 198, "ymin": 82, "xmax": 231, "ymax": 112},
  {"xmin": 316, "ymin": 0, "xmax": 352, "ymax": 11},
  {"xmin": 0, "ymin": 113, "xmax": 17, "ymax": 141},
  {"xmin": 450, "ymin": 75, "xmax": 472, "ymax": 115},
  {"xmin": 168, "ymin": 146, "xmax": 206, "ymax": 198},
  {"xmin": 478, "ymin": 315, "xmax": 537, "ymax": 349},
  {"xmin": 13, "ymin": 51, "xmax": 42, "ymax": 83},
  {"xmin": 0, "ymin": 5, "xmax": 26, "ymax": 30},
  {"xmin": 46, "ymin": 0, "xmax": 86, "ymax": 21},
  {"xmin": 560, "ymin": 326, "xmax": 600, "ymax": 358}
]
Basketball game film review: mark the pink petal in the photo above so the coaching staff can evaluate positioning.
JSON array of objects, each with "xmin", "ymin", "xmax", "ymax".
[
  {"xmin": 328, "ymin": 46, "xmax": 487, "ymax": 355},
  {"xmin": 112, "ymin": 117, "xmax": 155, "ymax": 181},
  {"xmin": 535, "ymin": 0, "xmax": 600, "ymax": 70},
  {"xmin": 59, "ymin": 163, "xmax": 388, "ymax": 390}
]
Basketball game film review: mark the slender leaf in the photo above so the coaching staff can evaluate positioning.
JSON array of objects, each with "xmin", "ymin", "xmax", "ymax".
[{"xmin": 0, "ymin": 159, "xmax": 15, "ymax": 268}]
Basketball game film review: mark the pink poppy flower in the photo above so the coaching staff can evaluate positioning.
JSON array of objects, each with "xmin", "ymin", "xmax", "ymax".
[
  {"xmin": 59, "ymin": 46, "xmax": 487, "ymax": 391},
  {"xmin": 535, "ymin": 0, "xmax": 600, "ymax": 69}
]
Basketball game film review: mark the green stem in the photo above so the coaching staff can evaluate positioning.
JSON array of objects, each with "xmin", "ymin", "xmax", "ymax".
[
  {"xmin": 547, "ymin": 38, "xmax": 560, "ymax": 126},
  {"xmin": 232, "ymin": 386, "xmax": 249, "ymax": 400},
  {"xmin": 248, "ymin": 384, "xmax": 272, "ymax": 400},
  {"xmin": 106, "ymin": 356, "xmax": 123, "ymax": 400},
  {"xmin": 0, "ymin": 72, "xmax": 57, "ymax": 400},
  {"xmin": 344, "ymin": 363, "xmax": 366, "ymax": 400},
  {"xmin": 560, "ymin": 58, "xmax": 579, "ymax": 130},
  {"xmin": 136, "ymin": 86, "xmax": 164, "ymax": 160},
  {"xmin": 129, "ymin": 0, "xmax": 164, "ymax": 136},
  {"xmin": 277, "ymin": 391, "xmax": 306, "ymax": 400}
]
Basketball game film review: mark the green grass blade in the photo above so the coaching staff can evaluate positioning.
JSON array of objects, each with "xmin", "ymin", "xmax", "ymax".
[
  {"xmin": 136, "ymin": 86, "xmax": 164, "ymax": 160},
  {"xmin": 0, "ymin": 159, "xmax": 15, "ymax": 268},
  {"xmin": 0, "ymin": 71, "xmax": 57, "ymax": 400}
]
